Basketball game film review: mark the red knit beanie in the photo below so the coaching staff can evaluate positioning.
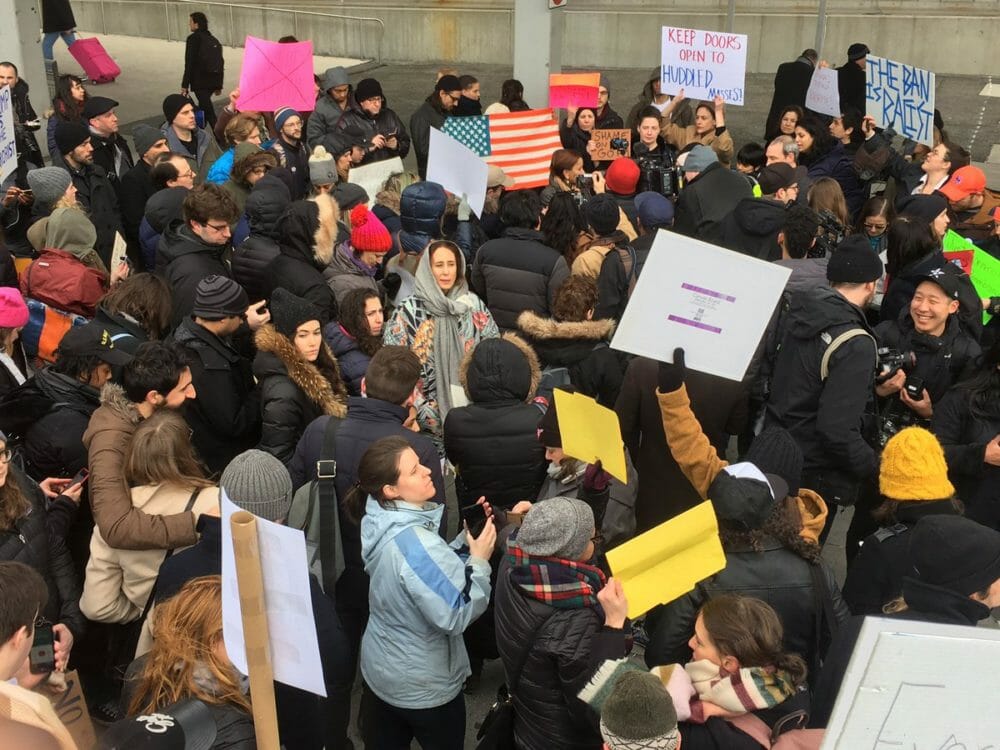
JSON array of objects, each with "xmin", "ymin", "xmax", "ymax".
[
  {"xmin": 604, "ymin": 158, "xmax": 641, "ymax": 195},
  {"xmin": 350, "ymin": 204, "xmax": 392, "ymax": 253}
]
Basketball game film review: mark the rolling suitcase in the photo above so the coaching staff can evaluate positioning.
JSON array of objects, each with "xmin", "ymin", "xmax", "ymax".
[{"xmin": 68, "ymin": 38, "xmax": 121, "ymax": 84}]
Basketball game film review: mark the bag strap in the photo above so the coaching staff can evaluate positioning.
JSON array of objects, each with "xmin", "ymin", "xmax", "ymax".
[
  {"xmin": 318, "ymin": 416, "xmax": 343, "ymax": 594},
  {"xmin": 820, "ymin": 328, "xmax": 875, "ymax": 381},
  {"xmin": 137, "ymin": 488, "xmax": 202, "ymax": 623},
  {"xmin": 808, "ymin": 562, "xmax": 839, "ymax": 678}
]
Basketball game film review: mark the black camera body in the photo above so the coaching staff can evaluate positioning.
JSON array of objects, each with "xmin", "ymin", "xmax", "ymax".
[
  {"xmin": 877, "ymin": 347, "xmax": 916, "ymax": 380},
  {"xmin": 609, "ymin": 136, "xmax": 629, "ymax": 155},
  {"xmin": 635, "ymin": 152, "xmax": 683, "ymax": 199}
]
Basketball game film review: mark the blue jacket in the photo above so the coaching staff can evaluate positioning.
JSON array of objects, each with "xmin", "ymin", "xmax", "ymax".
[
  {"xmin": 206, "ymin": 146, "xmax": 235, "ymax": 184},
  {"xmin": 360, "ymin": 498, "xmax": 490, "ymax": 708}
]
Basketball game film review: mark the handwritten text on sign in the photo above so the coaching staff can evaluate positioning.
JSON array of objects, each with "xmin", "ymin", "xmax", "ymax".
[
  {"xmin": 0, "ymin": 86, "xmax": 17, "ymax": 183},
  {"xmin": 660, "ymin": 27, "xmax": 748, "ymax": 105},
  {"xmin": 866, "ymin": 55, "xmax": 936, "ymax": 147}
]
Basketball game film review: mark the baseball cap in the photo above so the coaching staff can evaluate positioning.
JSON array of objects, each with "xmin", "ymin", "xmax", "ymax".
[
  {"xmin": 757, "ymin": 163, "xmax": 797, "ymax": 195},
  {"xmin": 56, "ymin": 324, "xmax": 134, "ymax": 366},
  {"xmin": 915, "ymin": 267, "xmax": 963, "ymax": 301},
  {"xmin": 939, "ymin": 166, "xmax": 987, "ymax": 203},
  {"xmin": 487, "ymin": 165, "xmax": 514, "ymax": 189}
]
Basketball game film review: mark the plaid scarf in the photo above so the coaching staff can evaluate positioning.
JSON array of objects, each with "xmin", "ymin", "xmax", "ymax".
[{"xmin": 508, "ymin": 540, "xmax": 607, "ymax": 609}]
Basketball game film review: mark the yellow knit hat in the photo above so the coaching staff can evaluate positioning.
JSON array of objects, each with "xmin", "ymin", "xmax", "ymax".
[{"xmin": 879, "ymin": 427, "xmax": 955, "ymax": 501}]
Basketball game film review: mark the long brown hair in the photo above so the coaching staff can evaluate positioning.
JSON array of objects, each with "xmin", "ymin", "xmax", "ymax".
[
  {"xmin": 128, "ymin": 576, "xmax": 251, "ymax": 715},
  {"xmin": 699, "ymin": 594, "xmax": 807, "ymax": 687},
  {"xmin": 0, "ymin": 452, "xmax": 30, "ymax": 531},
  {"xmin": 124, "ymin": 411, "xmax": 213, "ymax": 490},
  {"xmin": 99, "ymin": 273, "xmax": 173, "ymax": 340},
  {"xmin": 342, "ymin": 436, "xmax": 411, "ymax": 523},
  {"xmin": 808, "ymin": 177, "xmax": 850, "ymax": 228},
  {"xmin": 338, "ymin": 288, "xmax": 384, "ymax": 358}
]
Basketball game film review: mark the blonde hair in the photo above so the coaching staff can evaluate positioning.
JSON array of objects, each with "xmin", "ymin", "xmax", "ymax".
[
  {"xmin": 224, "ymin": 112, "xmax": 261, "ymax": 146},
  {"xmin": 124, "ymin": 411, "xmax": 213, "ymax": 490}
]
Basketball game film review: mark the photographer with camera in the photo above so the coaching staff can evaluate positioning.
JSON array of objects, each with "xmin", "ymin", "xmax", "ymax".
[{"xmin": 540, "ymin": 149, "xmax": 604, "ymax": 209}]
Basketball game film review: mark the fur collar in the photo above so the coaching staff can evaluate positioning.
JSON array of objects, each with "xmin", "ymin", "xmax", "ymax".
[
  {"xmin": 458, "ymin": 331, "xmax": 542, "ymax": 404},
  {"xmin": 310, "ymin": 193, "xmax": 339, "ymax": 267},
  {"xmin": 98, "ymin": 382, "xmax": 143, "ymax": 425},
  {"xmin": 517, "ymin": 310, "xmax": 616, "ymax": 342},
  {"xmin": 254, "ymin": 324, "xmax": 347, "ymax": 417}
]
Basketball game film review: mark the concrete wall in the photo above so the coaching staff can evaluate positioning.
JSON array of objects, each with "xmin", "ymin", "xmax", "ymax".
[{"xmin": 70, "ymin": 0, "xmax": 1000, "ymax": 75}]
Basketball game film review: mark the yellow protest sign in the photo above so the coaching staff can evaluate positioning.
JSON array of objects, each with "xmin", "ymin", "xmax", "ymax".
[
  {"xmin": 554, "ymin": 389, "xmax": 628, "ymax": 482},
  {"xmin": 606, "ymin": 500, "xmax": 726, "ymax": 619}
]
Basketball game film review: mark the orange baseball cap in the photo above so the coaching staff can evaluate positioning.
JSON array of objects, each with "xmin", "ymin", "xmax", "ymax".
[{"xmin": 939, "ymin": 166, "xmax": 987, "ymax": 202}]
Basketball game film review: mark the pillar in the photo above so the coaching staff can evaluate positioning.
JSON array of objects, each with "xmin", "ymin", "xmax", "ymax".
[{"xmin": 513, "ymin": 0, "xmax": 564, "ymax": 110}]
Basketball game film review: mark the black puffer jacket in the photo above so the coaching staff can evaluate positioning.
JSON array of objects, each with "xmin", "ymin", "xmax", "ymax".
[
  {"xmin": 140, "ymin": 187, "xmax": 188, "ymax": 272},
  {"xmin": 880, "ymin": 251, "xmax": 982, "ymax": 341},
  {"xmin": 0, "ymin": 466, "xmax": 85, "ymax": 638},
  {"xmin": 266, "ymin": 195, "xmax": 339, "ymax": 321},
  {"xmin": 233, "ymin": 176, "xmax": 291, "ymax": 302},
  {"xmin": 716, "ymin": 196, "xmax": 788, "ymax": 261},
  {"xmin": 337, "ymin": 101, "xmax": 411, "ymax": 165},
  {"xmin": 674, "ymin": 161, "xmax": 753, "ymax": 243},
  {"xmin": 516, "ymin": 312, "xmax": 623, "ymax": 408},
  {"xmin": 157, "ymin": 220, "xmax": 232, "ymax": 329},
  {"xmin": 470, "ymin": 228, "xmax": 570, "ymax": 331},
  {"xmin": 494, "ymin": 556, "xmax": 629, "ymax": 750},
  {"xmin": 443, "ymin": 334, "xmax": 547, "ymax": 510}
]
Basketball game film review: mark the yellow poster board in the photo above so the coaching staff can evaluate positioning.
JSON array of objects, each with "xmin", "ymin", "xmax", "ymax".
[{"xmin": 554, "ymin": 389, "xmax": 628, "ymax": 482}]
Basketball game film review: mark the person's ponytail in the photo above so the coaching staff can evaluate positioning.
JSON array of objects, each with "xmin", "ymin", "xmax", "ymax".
[{"xmin": 342, "ymin": 436, "xmax": 412, "ymax": 524}]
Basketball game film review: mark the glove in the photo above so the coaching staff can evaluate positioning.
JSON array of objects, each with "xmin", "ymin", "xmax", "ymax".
[
  {"xmin": 382, "ymin": 272, "xmax": 402, "ymax": 299},
  {"xmin": 457, "ymin": 192, "xmax": 472, "ymax": 221},
  {"xmin": 583, "ymin": 460, "xmax": 612, "ymax": 493},
  {"xmin": 657, "ymin": 348, "xmax": 686, "ymax": 393}
]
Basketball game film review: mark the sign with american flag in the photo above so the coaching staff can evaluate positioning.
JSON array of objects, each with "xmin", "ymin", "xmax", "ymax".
[{"xmin": 442, "ymin": 109, "xmax": 562, "ymax": 190}]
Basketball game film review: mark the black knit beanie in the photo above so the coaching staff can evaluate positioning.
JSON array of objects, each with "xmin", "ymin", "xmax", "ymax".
[
  {"xmin": 910, "ymin": 516, "xmax": 1000, "ymax": 597},
  {"xmin": 746, "ymin": 428, "xmax": 803, "ymax": 497},
  {"xmin": 826, "ymin": 234, "xmax": 884, "ymax": 283},
  {"xmin": 269, "ymin": 287, "xmax": 322, "ymax": 338}
]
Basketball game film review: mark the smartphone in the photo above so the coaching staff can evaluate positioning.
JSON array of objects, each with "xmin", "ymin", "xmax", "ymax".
[
  {"xmin": 461, "ymin": 503, "xmax": 488, "ymax": 537},
  {"xmin": 904, "ymin": 375, "xmax": 925, "ymax": 400},
  {"xmin": 29, "ymin": 622, "xmax": 55, "ymax": 674},
  {"xmin": 68, "ymin": 468, "xmax": 89, "ymax": 489}
]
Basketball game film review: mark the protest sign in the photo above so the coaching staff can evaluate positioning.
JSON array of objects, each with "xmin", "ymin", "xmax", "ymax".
[
  {"xmin": 349, "ymin": 156, "xmax": 405, "ymax": 208},
  {"xmin": 660, "ymin": 26, "xmax": 748, "ymax": 105},
  {"xmin": 606, "ymin": 500, "xmax": 725, "ymax": 619},
  {"xmin": 824, "ymin": 617, "xmax": 1000, "ymax": 748},
  {"xmin": 238, "ymin": 36, "xmax": 316, "ymax": 112},
  {"xmin": 0, "ymin": 86, "xmax": 17, "ymax": 183},
  {"xmin": 942, "ymin": 233, "xmax": 1000, "ymax": 322},
  {"xmin": 554, "ymin": 389, "xmax": 627, "ymax": 482},
  {"xmin": 426, "ymin": 126, "xmax": 488, "ymax": 217},
  {"xmin": 48, "ymin": 670, "xmax": 97, "ymax": 750},
  {"xmin": 548, "ymin": 72, "xmax": 600, "ymax": 109},
  {"xmin": 866, "ymin": 55, "xmax": 936, "ymax": 146},
  {"xmin": 611, "ymin": 230, "xmax": 791, "ymax": 381},
  {"xmin": 590, "ymin": 129, "xmax": 632, "ymax": 161},
  {"xmin": 805, "ymin": 66, "xmax": 841, "ymax": 117}
]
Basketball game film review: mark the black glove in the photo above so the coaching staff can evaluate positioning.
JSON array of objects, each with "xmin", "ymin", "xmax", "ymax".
[
  {"xmin": 657, "ymin": 348, "xmax": 686, "ymax": 393},
  {"xmin": 382, "ymin": 272, "xmax": 402, "ymax": 299}
]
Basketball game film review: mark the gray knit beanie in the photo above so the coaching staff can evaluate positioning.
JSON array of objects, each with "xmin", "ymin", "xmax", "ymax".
[
  {"xmin": 516, "ymin": 496, "xmax": 593, "ymax": 559},
  {"xmin": 131, "ymin": 124, "xmax": 165, "ymax": 159},
  {"xmin": 309, "ymin": 145, "xmax": 336, "ymax": 187},
  {"xmin": 220, "ymin": 450, "xmax": 293, "ymax": 522},
  {"xmin": 600, "ymin": 672, "xmax": 680, "ymax": 750},
  {"xmin": 26, "ymin": 167, "xmax": 72, "ymax": 208}
]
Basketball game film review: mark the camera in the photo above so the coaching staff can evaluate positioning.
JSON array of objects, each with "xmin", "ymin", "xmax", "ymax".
[
  {"xmin": 576, "ymin": 173, "xmax": 594, "ymax": 194},
  {"xmin": 876, "ymin": 347, "xmax": 916, "ymax": 380},
  {"xmin": 636, "ymin": 154, "xmax": 683, "ymax": 199},
  {"xmin": 609, "ymin": 136, "xmax": 629, "ymax": 155}
]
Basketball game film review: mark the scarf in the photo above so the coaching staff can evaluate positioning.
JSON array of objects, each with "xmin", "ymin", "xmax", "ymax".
[
  {"xmin": 413, "ymin": 247, "xmax": 473, "ymax": 420},
  {"xmin": 685, "ymin": 659, "xmax": 797, "ymax": 718},
  {"xmin": 507, "ymin": 539, "xmax": 606, "ymax": 609},
  {"xmin": 339, "ymin": 241, "xmax": 378, "ymax": 277}
]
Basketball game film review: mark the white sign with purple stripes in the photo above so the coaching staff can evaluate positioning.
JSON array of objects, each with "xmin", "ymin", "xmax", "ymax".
[{"xmin": 610, "ymin": 230, "xmax": 790, "ymax": 381}]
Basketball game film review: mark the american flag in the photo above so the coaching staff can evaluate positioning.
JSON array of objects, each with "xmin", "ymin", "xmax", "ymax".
[{"xmin": 442, "ymin": 109, "xmax": 562, "ymax": 189}]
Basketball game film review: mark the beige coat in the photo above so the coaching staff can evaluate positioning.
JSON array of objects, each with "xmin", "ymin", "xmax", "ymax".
[
  {"xmin": 80, "ymin": 484, "xmax": 220, "ymax": 624},
  {"xmin": 659, "ymin": 121, "xmax": 735, "ymax": 168}
]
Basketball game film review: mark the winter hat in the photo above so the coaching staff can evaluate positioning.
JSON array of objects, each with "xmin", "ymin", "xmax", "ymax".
[
  {"xmin": 536, "ymin": 393, "xmax": 563, "ymax": 447},
  {"xmin": 321, "ymin": 66, "xmax": 349, "ymax": 92},
  {"xmin": 709, "ymin": 463, "xmax": 783, "ymax": 530},
  {"xmin": 517, "ymin": 496, "xmax": 594, "ymax": 559},
  {"xmin": 400, "ymin": 181, "xmax": 448, "ymax": 236},
  {"xmin": 880, "ymin": 427, "xmax": 955, "ymax": 501},
  {"xmin": 354, "ymin": 78, "xmax": 383, "ymax": 102},
  {"xmin": 598, "ymin": 73, "xmax": 611, "ymax": 95},
  {"xmin": 600, "ymin": 671, "xmax": 680, "ymax": 750},
  {"xmin": 605, "ymin": 158, "xmax": 641, "ymax": 196},
  {"xmin": 634, "ymin": 191, "xmax": 674, "ymax": 228},
  {"xmin": 0, "ymin": 288, "xmax": 28, "ymax": 328},
  {"xmin": 274, "ymin": 107, "xmax": 301, "ymax": 131},
  {"xmin": 909, "ymin": 515, "xmax": 1000, "ymax": 597},
  {"xmin": 847, "ymin": 43, "xmax": 870, "ymax": 61},
  {"xmin": 57, "ymin": 324, "xmax": 133, "ymax": 366},
  {"xmin": 484, "ymin": 102, "xmax": 510, "ymax": 115},
  {"xmin": 333, "ymin": 183, "xmax": 369, "ymax": 213},
  {"xmin": 757, "ymin": 163, "xmax": 796, "ymax": 195},
  {"xmin": 269, "ymin": 287, "xmax": 322, "ymax": 338},
  {"xmin": 81, "ymin": 95, "xmax": 118, "ymax": 120},
  {"xmin": 826, "ymin": 234, "xmax": 884, "ymax": 283},
  {"xmin": 584, "ymin": 194, "xmax": 621, "ymax": 236},
  {"xmin": 162, "ymin": 93, "xmax": 194, "ymax": 125},
  {"xmin": 45, "ymin": 207, "xmax": 98, "ymax": 258},
  {"xmin": 26, "ymin": 167, "xmax": 71, "ymax": 207},
  {"xmin": 233, "ymin": 144, "xmax": 278, "ymax": 183},
  {"xmin": 131, "ymin": 124, "xmax": 166, "ymax": 159},
  {"xmin": 435, "ymin": 74, "xmax": 462, "ymax": 94},
  {"xmin": 939, "ymin": 166, "xmax": 987, "ymax": 203},
  {"xmin": 897, "ymin": 193, "xmax": 948, "ymax": 225},
  {"xmin": 309, "ymin": 145, "xmax": 337, "ymax": 186},
  {"xmin": 683, "ymin": 144, "xmax": 718, "ymax": 175},
  {"xmin": 221, "ymin": 449, "xmax": 294, "ymax": 523},
  {"xmin": 349, "ymin": 204, "xmax": 392, "ymax": 253},
  {"xmin": 746, "ymin": 427, "xmax": 803, "ymax": 497},
  {"xmin": 192, "ymin": 275, "xmax": 249, "ymax": 319},
  {"xmin": 54, "ymin": 121, "xmax": 90, "ymax": 155}
]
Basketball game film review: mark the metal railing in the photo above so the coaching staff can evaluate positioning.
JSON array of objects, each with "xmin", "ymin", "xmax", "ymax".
[{"xmin": 73, "ymin": 0, "xmax": 385, "ymax": 62}]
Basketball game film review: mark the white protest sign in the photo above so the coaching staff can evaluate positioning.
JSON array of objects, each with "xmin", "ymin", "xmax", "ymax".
[
  {"xmin": 610, "ymin": 230, "xmax": 790, "ymax": 381},
  {"xmin": 426, "ymin": 127, "xmax": 488, "ymax": 217},
  {"xmin": 806, "ymin": 66, "xmax": 841, "ymax": 117},
  {"xmin": 349, "ymin": 156, "xmax": 405, "ymax": 208},
  {"xmin": 0, "ymin": 87, "xmax": 17, "ymax": 183},
  {"xmin": 221, "ymin": 490, "xmax": 327, "ymax": 697},
  {"xmin": 866, "ymin": 55, "xmax": 936, "ymax": 146},
  {"xmin": 823, "ymin": 617, "xmax": 1000, "ymax": 748},
  {"xmin": 660, "ymin": 26, "xmax": 748, "ymax": 105}
]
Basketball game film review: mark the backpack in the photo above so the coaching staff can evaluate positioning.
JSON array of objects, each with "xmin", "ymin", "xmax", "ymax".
[
  {"xmin": 20, "ymin": 299, "xmax": 87, "ymax": 367},
  {"xmin": 199, "ymin": 33, "xmax": 224, "ymax": 76},
  {"xmin": 287, "ymin": 416, "xmax": 344, "ymax": 594}
]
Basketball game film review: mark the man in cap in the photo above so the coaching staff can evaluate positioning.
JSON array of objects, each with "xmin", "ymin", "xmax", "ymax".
[
  {"xmin": 119, "ymin": 125, "xmax": 170, "ymax": 265},
  {"xmin": 307, "ymin": 66, "xmax": 353, "ymax": 148},
  {"xmin": 173, "ymin": 275, "xmax": 268, "ymax": 473},
  {"xmin": 337, "ymin": 76, "xmax": 411, "ymax": 166},
  {"xmin": 674, "ymin": 144, "xmax": 752, "ymax": 242},
  {"xmin": 267, "ymin": 107, "xmax": 310, "ymax": 199},
  {"xmin": 83, "ymin": 96, "xmax": 134, "ymax": 184},
  {"xmin": 837, "ymin": 42, "xmax": 869, "ymax": 117},
  {"xmin": 410, "ymin": 74, "xmax": 463, "ymax": 179},
  {"xmin": 717, "ymin": 162, "xmax": 798, "ymax": 262},
  {"xmin": 941, "ymin": 165, "xmax": 1000, "ymax": 243},
  {"xmin": 481, "ymin": 164, "xmax": 514, "ymax": 239},
  {"xmin": 160, "ymin": 93, "xmax": 223, "ymax": 171}
]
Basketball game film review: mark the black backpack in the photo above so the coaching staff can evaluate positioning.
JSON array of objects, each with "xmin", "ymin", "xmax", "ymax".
[{"xmin": 199, "ymin": 33, "xmax": 224, "ymax": 75}]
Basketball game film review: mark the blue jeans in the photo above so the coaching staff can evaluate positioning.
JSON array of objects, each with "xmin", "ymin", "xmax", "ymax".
[{"xmin": 42, "ymin": 31, "xmax": 77, "ymax": 61}]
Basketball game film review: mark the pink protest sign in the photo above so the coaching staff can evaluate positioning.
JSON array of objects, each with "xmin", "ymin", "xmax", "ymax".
[
  {"xmin": 548, "ymin": 73, "xmax": 600, "ymax": 109},
  {"xmin": 237, "ymin": 36, "xmax": 316, "ymax": 112}
]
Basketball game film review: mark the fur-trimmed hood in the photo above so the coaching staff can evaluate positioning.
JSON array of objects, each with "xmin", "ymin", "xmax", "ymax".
[
  {"xmin": 277, "ymin": 193, "xmax": 339, "ymax": 269},
  {"xmin": 459, "ymin": 332, "xmax": 540, "ymax": 404},
  {"xmin": 253, "ymin": 323, "xmax": 347, "ymax": 417},
  {"xmin": 516, "ymin": 310, "xmax": 616, "ymax": 342},
  {"xmin": 98, "ymin": 382, "xmax": 144, "ymax": 425}
]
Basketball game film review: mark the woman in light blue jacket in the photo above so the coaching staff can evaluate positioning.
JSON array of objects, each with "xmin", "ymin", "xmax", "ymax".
[{"xmin": 345, "ymin": 435, "xmax": 496, "ymax": 749}]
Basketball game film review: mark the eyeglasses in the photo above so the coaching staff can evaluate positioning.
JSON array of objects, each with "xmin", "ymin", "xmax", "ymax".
[
  {"xmin": 0, "ymin": 449, "xmax": 11, "ymax": 464},
  {"xmin": 203, "ymin": 221, "xmax": 231, "ymax": 232},
  {"xmin": 590, "ymin": 532, "xmax": 604, "ymax": 546}
]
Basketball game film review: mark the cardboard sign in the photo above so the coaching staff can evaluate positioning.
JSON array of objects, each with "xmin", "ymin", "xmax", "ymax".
[
  {"xmin": 48, "ymin": 670, "xmax": 97, "ymax": 750},
  {"xmin": 0, "ymin": 86, "xmax": 17, "ymax": 183},
  {"xmin": 590, "ymin": 129, "xmax": 632, "ymax": 161},
  {"xmin": 553, "ymin": 389, "xmax": 627, "ymax": 483},
  {"xmin": 866, "ymin": 55, "xmax": 936, "ymax": 146},
  {"xmin": 111, "ymin": 231, "xmax": 128, "ymax": 270},
  {"xmin": 806, "ymin": 66, "xmax": 841, "ymax": 117},
  {"xmin": 549, "ymin": 73, "xmax": 600, "ymax": 109},
  {"xmin": 237, "ymin": 36, "xmax": 316, "ymax": 112},
  {"xmin": 426, "ymin": 126, "xmax": 488, "ymax": 217},
  {"xmin": 349, "ymin": 156, "xmax": 405, "ymax": 208},
  {"xmin": 660, "ymin": 26, "xmax": 748, "ymax": 105}
]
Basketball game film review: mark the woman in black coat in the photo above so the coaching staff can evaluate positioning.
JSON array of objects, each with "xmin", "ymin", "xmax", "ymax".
[{"xmin": 232, "ymin": 174, "xmax": 291, "ymax": 302}]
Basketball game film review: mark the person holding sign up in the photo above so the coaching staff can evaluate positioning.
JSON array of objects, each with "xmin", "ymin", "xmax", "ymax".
[{"xmin": 658, "ymin": 90, "xmax": 734, "ymax": 168}]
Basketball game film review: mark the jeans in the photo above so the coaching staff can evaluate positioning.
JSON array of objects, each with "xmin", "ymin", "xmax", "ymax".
[
  {"xmin": 372, "ymin": 691, "xmax": 465, "ymax": 750},
  {"xmin": 42, "ymin": 31, "xmax": 77, "ymax": 61}
]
